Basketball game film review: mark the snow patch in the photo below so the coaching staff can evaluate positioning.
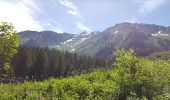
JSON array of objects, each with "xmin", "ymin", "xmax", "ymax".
[
  {"xmin": 74, "ymin": 34, "xmax": 92, "ymax": 45},
  {"xmin": 65, "ymin": 39, "xmax": 73, "ymax": 43},
  {"xmin": 91, "ymin": 32, "xmax": 98, "ymax": 35},
  {"xmin": 115, "ymin": 30, "xmax": 118, "ymax": 34},
  {"xmin": 73, "ymin": 34, "xmax": 79, "ymax": 37},
  {"xmin": 71, "ymin": 48, "xmax": 75, "ymax": 52},
  {"xmin": 80, "ymin": 37, "xmax": 88, "ymax": 42},
  {"xmin": 62, "ymin": 42, "xmax": 66, "ymax": 44},
  {"xmin": 93, "ymin": 32, "xmax": 97, "ymax": 35},
  {"xmin": 62, "ymin": 32, "xmax": 94, "ymax": 46},
  {"xmin": 62, "ymin": 38, "xmax": 73, "ymax": 44},
  {"xmin": 151, "ymin": 31, "xmax": 168, "ymax": 37},
  {"xmin": 79, "ymin": 33, "xmax": 92, "ymax": 43},
  {"xmin": 113, "ymin": 30, "xmax": 118, "ymax": 35}
]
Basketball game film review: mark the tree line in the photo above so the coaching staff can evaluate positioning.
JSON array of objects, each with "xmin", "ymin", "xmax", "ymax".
[{"xmin": 11, "ymin": 47, "xmax": 109, "ymax": 80}]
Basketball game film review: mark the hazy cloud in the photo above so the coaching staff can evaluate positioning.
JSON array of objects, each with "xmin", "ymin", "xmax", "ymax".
[
  {"xmin": 44, "ymin": 19, "xmax": 64, "ymax": 33},
  {"xmin": 1, "ymin": 0, "xmax": 169, "ymax": 33},
  {"xmin": 58, "ymin": 0, "xmax": 91, "ymax": 32},
  {"xmin": 0, "ymin": 0, "xmax": 43, "ymax": 31},
  {"xmin": 46, "ymin": 23, "xmax": 64, "ymax": 33},
  {"xmin": 0, "ymin": 0, "xmax": 64, "ymax": 32},
  {"xmin": 58, "ymin": 0, "xmax": 82, "ymax": 19},
  {"xmin": 136, "ymin": 0, "xmax": 167, "ymax": 14},
  {"xmin": 125, "ymin": 16, "xmax": 140, "ymax": 23},
  {"xmin": 22, "ymin": 0, "xmax": 42, "ymax": 13},
  {"xmin": 75, "ymin": 22, "xmax": 91, "ymax": 32}
]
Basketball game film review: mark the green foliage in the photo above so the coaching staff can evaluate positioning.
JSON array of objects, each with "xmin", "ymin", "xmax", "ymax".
[
  {"xmin": 0, "ymin": 22, "xmax": 19, "ymax": 78},
  {"xmin": 0, "ymin": 49, "xmax": 169, "ymax": 99},
  {"xmin": 0, "ymin": 70, "xmax": 120, "ymax": 99},
  {"xmin": 114, "ymin": 49, "xmax": 170, "ymax": 99}
]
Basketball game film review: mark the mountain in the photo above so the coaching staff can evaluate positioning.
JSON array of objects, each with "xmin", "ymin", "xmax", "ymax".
[
  {"xmin": 75, "ymin": 22, "xmax": 170, "ymax": 59},
  {"xmin": 19, "ymin": 30, "xmax": 74, "ymax": 48},
  {"xmin": 19, "ymin": 22, "xmax": 170, "ymax": 59}
]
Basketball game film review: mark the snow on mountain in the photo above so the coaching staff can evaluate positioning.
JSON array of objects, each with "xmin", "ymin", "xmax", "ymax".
[
  {"xmin": 71, "ymin": 48, "xmax": 75, "ymax": 52},
  {"xmin": 62, "ymin": 31, "xmax": 95, "ymax": 46},
  {"xmin": 19, "ymin": 22, "xmax": 170, "ymax": 58},
  {"xmin": 114, "ymin": 30, "xmax": 118, "ymax": 34},
  {"xmin": 151, "ymin": 31, "xmax": 169, "ymax": 37},
  {"xmin": 65, "ymin": 38, "xmax": 73, "ymax": 43}
]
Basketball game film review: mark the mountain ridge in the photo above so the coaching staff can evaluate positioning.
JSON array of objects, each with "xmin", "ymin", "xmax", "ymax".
[{"xmin": 19, "ymin": 22, "xmax": 170, "ymax": 59}]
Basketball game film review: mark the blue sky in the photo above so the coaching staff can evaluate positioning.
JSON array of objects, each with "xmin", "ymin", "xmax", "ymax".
[{"xmin": 0, "ymin": 0, "xmax": 170, "ymax": 33}]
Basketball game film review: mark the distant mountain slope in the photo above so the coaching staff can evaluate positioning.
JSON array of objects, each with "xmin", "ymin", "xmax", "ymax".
[
  {"xmin": 19, "ymin": 22, "xmax": 170, "ymax": 59},
  {"xmin": 19, "ymin": 30, "xmax": 74, "ymax": 48},
  {"xmin": 147, "ymin": 51, "xmax": 170, "ymax": 60},
  {"xmin": 77, "ymin": 22, "xmax": 170, "ymax": 58}
]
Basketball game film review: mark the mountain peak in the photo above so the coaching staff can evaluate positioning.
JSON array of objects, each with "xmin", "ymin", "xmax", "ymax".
[
  {"xmin": 80, "ymin": 31, "xmax": 91, "ymax": 35},
  {"xmin": 115, "ymin": 22, "xmax": 165, "ymax": 28},
  {"xmin": 115, "ymin": 22, "xmax": 136, "ymax": 26},
  {"xmin": 19, "ymin": 22, "xmax": 170, "ymax": 58}
]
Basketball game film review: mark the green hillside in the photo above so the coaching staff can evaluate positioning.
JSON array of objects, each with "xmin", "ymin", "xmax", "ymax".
[
  {"xmin": 1, "ymin": 50, "xmax": 170, "ymax": 100},
  {"xmin": 148, "ymin": 51, "xmax": 170, "ymax": 60}
]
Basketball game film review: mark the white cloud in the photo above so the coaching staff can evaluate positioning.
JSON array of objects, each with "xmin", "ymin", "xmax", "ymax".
[
  {"xmin": 22, "ymin": 0, "xmax": 42, "ymax": 13},
  {"xmin": 58, "ymin": 0, "xmax": 82, "ymax": 19},
  {"xmin": 46, "ymin": 23, "xmax": 64, "ymax": 33},
  {"xmin": 125, "ymin": 16, "xmax": 140, "ymax": 23},
  {"xmin": 44, "ymin": 18, "xmax": 64, "ymax": 33},
  {"xmin": 67, "ymin": 10, "xmax": 80, "ymax": 17},
  {"xmin": 136, "ymin": 0, "xmax": 167, "ymax": 14},
  {"xmin": 0, "ymin": 0, "xmax": 43, "ymax": 32},
  {"xmin": 59, "ymin": 0, "xmax": 91, "ymax": 32},
  {"xmin": 75, "ymin": 22, "xmax": 91, "ymax": 32}
]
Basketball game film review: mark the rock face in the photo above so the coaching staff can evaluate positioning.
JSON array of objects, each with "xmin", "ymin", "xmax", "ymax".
[{"xmin": 19, "ymin": 22, "xmax": 170, "ymax": 59}]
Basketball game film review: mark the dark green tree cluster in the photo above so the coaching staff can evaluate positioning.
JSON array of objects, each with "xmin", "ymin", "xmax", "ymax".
[{"xmin": 12, "ymin": 47, "xmax": 108, "ymax": 79}]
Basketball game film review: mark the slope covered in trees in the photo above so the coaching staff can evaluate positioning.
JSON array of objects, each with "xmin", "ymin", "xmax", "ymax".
[
  {"xmin": 1, "ymin": 49, "xmax": 170, "ymax": 99},
  {"xmin": 11, "ymin": 47, "xmax": 108, "ymax": 80},
  {"xmin": 147, "ymin": 51, "xmax": 170, "ymax": 60}
]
